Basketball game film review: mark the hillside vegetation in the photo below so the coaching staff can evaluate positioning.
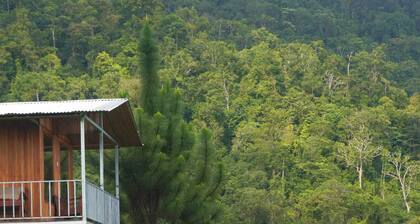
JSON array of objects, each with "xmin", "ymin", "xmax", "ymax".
[{"xmin": 1, "ymin": 1, "xmax": 419, "ymax": 223}]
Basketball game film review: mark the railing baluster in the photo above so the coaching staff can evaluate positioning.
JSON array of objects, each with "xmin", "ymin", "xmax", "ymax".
[
  {"xmin": 2, "ymin": 184, "xmax": 5, "ymax": 218},
  {"xmin": 74, "ymin": 181, "xmax": 77, "ymax": 217},
  {"xmin": 39, "ymin": 182, "xmax": 42, "ymax": 218},
  {"xmin": 67, "ymin": 181, "xmax": 70, "ymax": 217},
  {"xmin": 12, "ymin": 183, "xmax": 15, "ymax": 218},
  {"xmin": 48, "ymin": 182, "xmax": 51, "ymax": 217},
  {"xmin": 30, "ymin": 182, "xmax": 33, "ymax": 217},
  {"xmin": 58, "ymin": 181, "xmax": 61, "ymax": 217},
  {"xmin": 20, "ymin": 183, "xmax": 24, "ymax": 217}
]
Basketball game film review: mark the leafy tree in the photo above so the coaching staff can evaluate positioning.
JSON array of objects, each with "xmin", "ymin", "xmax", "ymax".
[
  {"xmin": 9, "ymin": 70, "xmax": 66, "ymax": 101},
  {"xmin": 8, "ymin": 55, "xmax": 66, "ymax": 101},
  {"xmin": 338, "ymin": 109, "xmax": 389, "ymax": 189},
  {"xmin": 387, "ymin": 152, "xmax": 420, "ymax": 213},
  {"xmin": 296, "ymin": 179, "xmax": 376, "ymax": 224},
  {"xmin": 91, "ymin": 52, "xmax": 134, "ymax": 98}
]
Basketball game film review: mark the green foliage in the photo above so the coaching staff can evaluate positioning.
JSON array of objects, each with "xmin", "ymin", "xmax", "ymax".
[
  {"xmin": 0, "ymin": 0, "xmax": 419, "ymax": 223},
  {"xmin": 121, "ymin": 25, "xmax": 222, "ymax": 224},
  {"xmin": 139, "ymin": 23, "xmax": 161, "ymax": 115}
]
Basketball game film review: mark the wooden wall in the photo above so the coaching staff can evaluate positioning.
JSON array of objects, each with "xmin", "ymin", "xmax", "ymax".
[
  {"xmin": 0, "ymin": 120, "xmax": 44, "ymax": 182},
  {"xmin": 0, "ymin": 120, "xmax": 45, "ymax": 217}
]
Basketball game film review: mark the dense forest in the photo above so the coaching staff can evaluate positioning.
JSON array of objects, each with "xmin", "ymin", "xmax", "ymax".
[{"xmin": 1, "ymin": 0, "xmax": 420, "ymax": 223}]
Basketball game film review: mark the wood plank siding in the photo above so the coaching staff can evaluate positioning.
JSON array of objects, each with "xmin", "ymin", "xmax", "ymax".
[
  {"xmin": 0, "ymin": 120, "xmax": 44, "ymax": 182},
  {"xmin": 0, "ymin": 120, "xmax": 45, "ymax": 216}
]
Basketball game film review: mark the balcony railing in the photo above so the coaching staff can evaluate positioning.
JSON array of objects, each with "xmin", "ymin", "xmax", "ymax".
[
  {"xmin": 86, "ymin": 181, "xmax": 120, "ymax": 224},
  {"xmin": 0, "ymin": 180, "xmax": 119, "ymax": 223},
  {"xmin": 0, "ymin": 180, "xmax": 82, "ymax": 222}
]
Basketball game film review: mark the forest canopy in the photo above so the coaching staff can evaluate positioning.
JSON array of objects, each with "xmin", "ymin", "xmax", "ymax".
[{"xmin": 1, "ymin": 0, "xmax": 419, "ymax": 223}]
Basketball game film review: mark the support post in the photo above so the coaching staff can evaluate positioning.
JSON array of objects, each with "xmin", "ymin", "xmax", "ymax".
[
  {"xmin": 115, "ymin": 145, "xmax": 120, "ymax": 199},
  {"xmin": 67, "ymin": 146, "xmax": 74, "ymax": 202},
  {"xmin": 80, "ymin": 116, "xmax": 87, "ymax": 222},
  {"xmin": 52, "ymin": 136, "xmax": 61, "ymax": 201},
  {"xmin": 99, "ymin": 113, "xmax": 104, "ymax": 190},
  {"xmin": 67, "ymin": 146, "xmax": 74, "ymax": 180}
]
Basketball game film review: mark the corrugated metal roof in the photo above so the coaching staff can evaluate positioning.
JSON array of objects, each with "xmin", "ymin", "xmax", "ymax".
[
  {"xmin": 0, "ymin": 98, "xmax": 141, "ymax": 147},
  {"xmin": 0, "ymin": 99, "xmax": 128, "ymax": 116}
]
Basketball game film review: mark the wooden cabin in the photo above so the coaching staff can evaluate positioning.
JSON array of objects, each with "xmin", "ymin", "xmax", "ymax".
[{"xmin": 0, "ymin": 99, "xmax": 141, "ymax": 224}]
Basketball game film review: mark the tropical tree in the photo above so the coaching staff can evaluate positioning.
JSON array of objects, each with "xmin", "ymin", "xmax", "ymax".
[
  {"xmin": 387, "ymin": 152, "xmax": 420, "ymax": 213},
  {"xmin": 338, "ymin": 110, "xmax": 386, "ymax": 189}
]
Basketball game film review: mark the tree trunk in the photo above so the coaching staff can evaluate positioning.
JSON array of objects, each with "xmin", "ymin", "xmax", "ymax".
[
  {"xmin": 380, "ymin": 158, "xmax": 386, "ymax": 200},
  {"xmin": 281, "ymin": 158, "xmax": 285, "ymax": 182},
  {"xmin": 401, "ymin": 183, "xmax": 410, "ymax": 213},
  {"xmin": 357, "ymin": 165, "xmax": 363, "ymax": 189},
  {"xmin": 222, "ymin": 75, "xmax": 230, "ymax": 111},
  {"xmin": 52, "ymin": 27, "xmax": 56, "ymax": 49},
  {"xmin": 346, "ymin": 52, "xmax": 353, "ymax": 97},
  {"xmin": 218, "ymin": 23, "xmax": 222, "ymax": 40},
  {"xmin": 404, "ymin": 196, "xmax": 411, "ymax": 213}
]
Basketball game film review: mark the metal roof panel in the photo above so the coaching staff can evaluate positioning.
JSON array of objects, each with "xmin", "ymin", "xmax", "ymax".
[
  {"xmin": 0, "ymin": 99, "xmax": 128, "ymax": 116},
  {"xmin": 0, "ymin": 98, "xmax": 141, "ymax": 147}
]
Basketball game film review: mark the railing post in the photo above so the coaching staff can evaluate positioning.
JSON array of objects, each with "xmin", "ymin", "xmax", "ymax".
[
  {"xmin": 39, "ymin": 182, "xmax": 42, "ymax": 218},
  {"xmin": 74, "ymin": 181, "xmax": 77, "ymax": 217},
  {"xmin": 67, "ymin": 181, "xmax": 70, "ymax": 217},
  {"xmin": 115, "ymin": 145, "xmax": 120, "ymax": 199},
  {"xmin": 100, "ymin": 112, "xmax": 104, "ymax": 191},
  {"xmin": 21, "ymin": 183, "xmax": 24, "ymax": 218},
  {"xmin": 81, "ymin": 116, "xmax": 87, "ymax": 222},
  {"xmin": 2, "ymin": 184, "xmax": 5, "ymax": 218},
  {"xmin": 58, "ymin": 182, "xmax": 61, "ymax": 217},
  {"xmin": 12, "ymin": 184, "xmax": 15, "ymax": 218},
  {"xmin": 30, "ymin": 182, "xmax": 33, "ymax": 217},
  {"xmin": 48, "ymin": 182, "xmax": 51, "ymax": 217}
]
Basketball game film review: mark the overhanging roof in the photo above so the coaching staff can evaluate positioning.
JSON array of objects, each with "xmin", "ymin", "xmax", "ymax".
[
  {"xmin": 0, "ymin": 98, "xmax": 128, "ymax": 116},
  {"xmin": 0, "ymin": 99, "xmax": 141, "ymax": 147}
]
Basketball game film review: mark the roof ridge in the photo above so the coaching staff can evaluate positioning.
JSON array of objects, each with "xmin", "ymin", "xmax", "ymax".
[{"xmin": 0, "ymin": 98, "xmax": 128, "ymax": 105}]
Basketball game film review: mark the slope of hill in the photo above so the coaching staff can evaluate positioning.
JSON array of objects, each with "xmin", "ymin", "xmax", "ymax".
[{"xmin": 0, "ymin": 1, "xmax": 419, "ymax": 223}]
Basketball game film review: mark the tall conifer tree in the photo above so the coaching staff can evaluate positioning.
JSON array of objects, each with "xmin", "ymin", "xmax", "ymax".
[
  {"xmin": 138, "ymin": 23, "xmax": 160, "ymax": 115},
  {"xmin": 121, "ymin": 23, "xmax": 222, "ymax": 224}
]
